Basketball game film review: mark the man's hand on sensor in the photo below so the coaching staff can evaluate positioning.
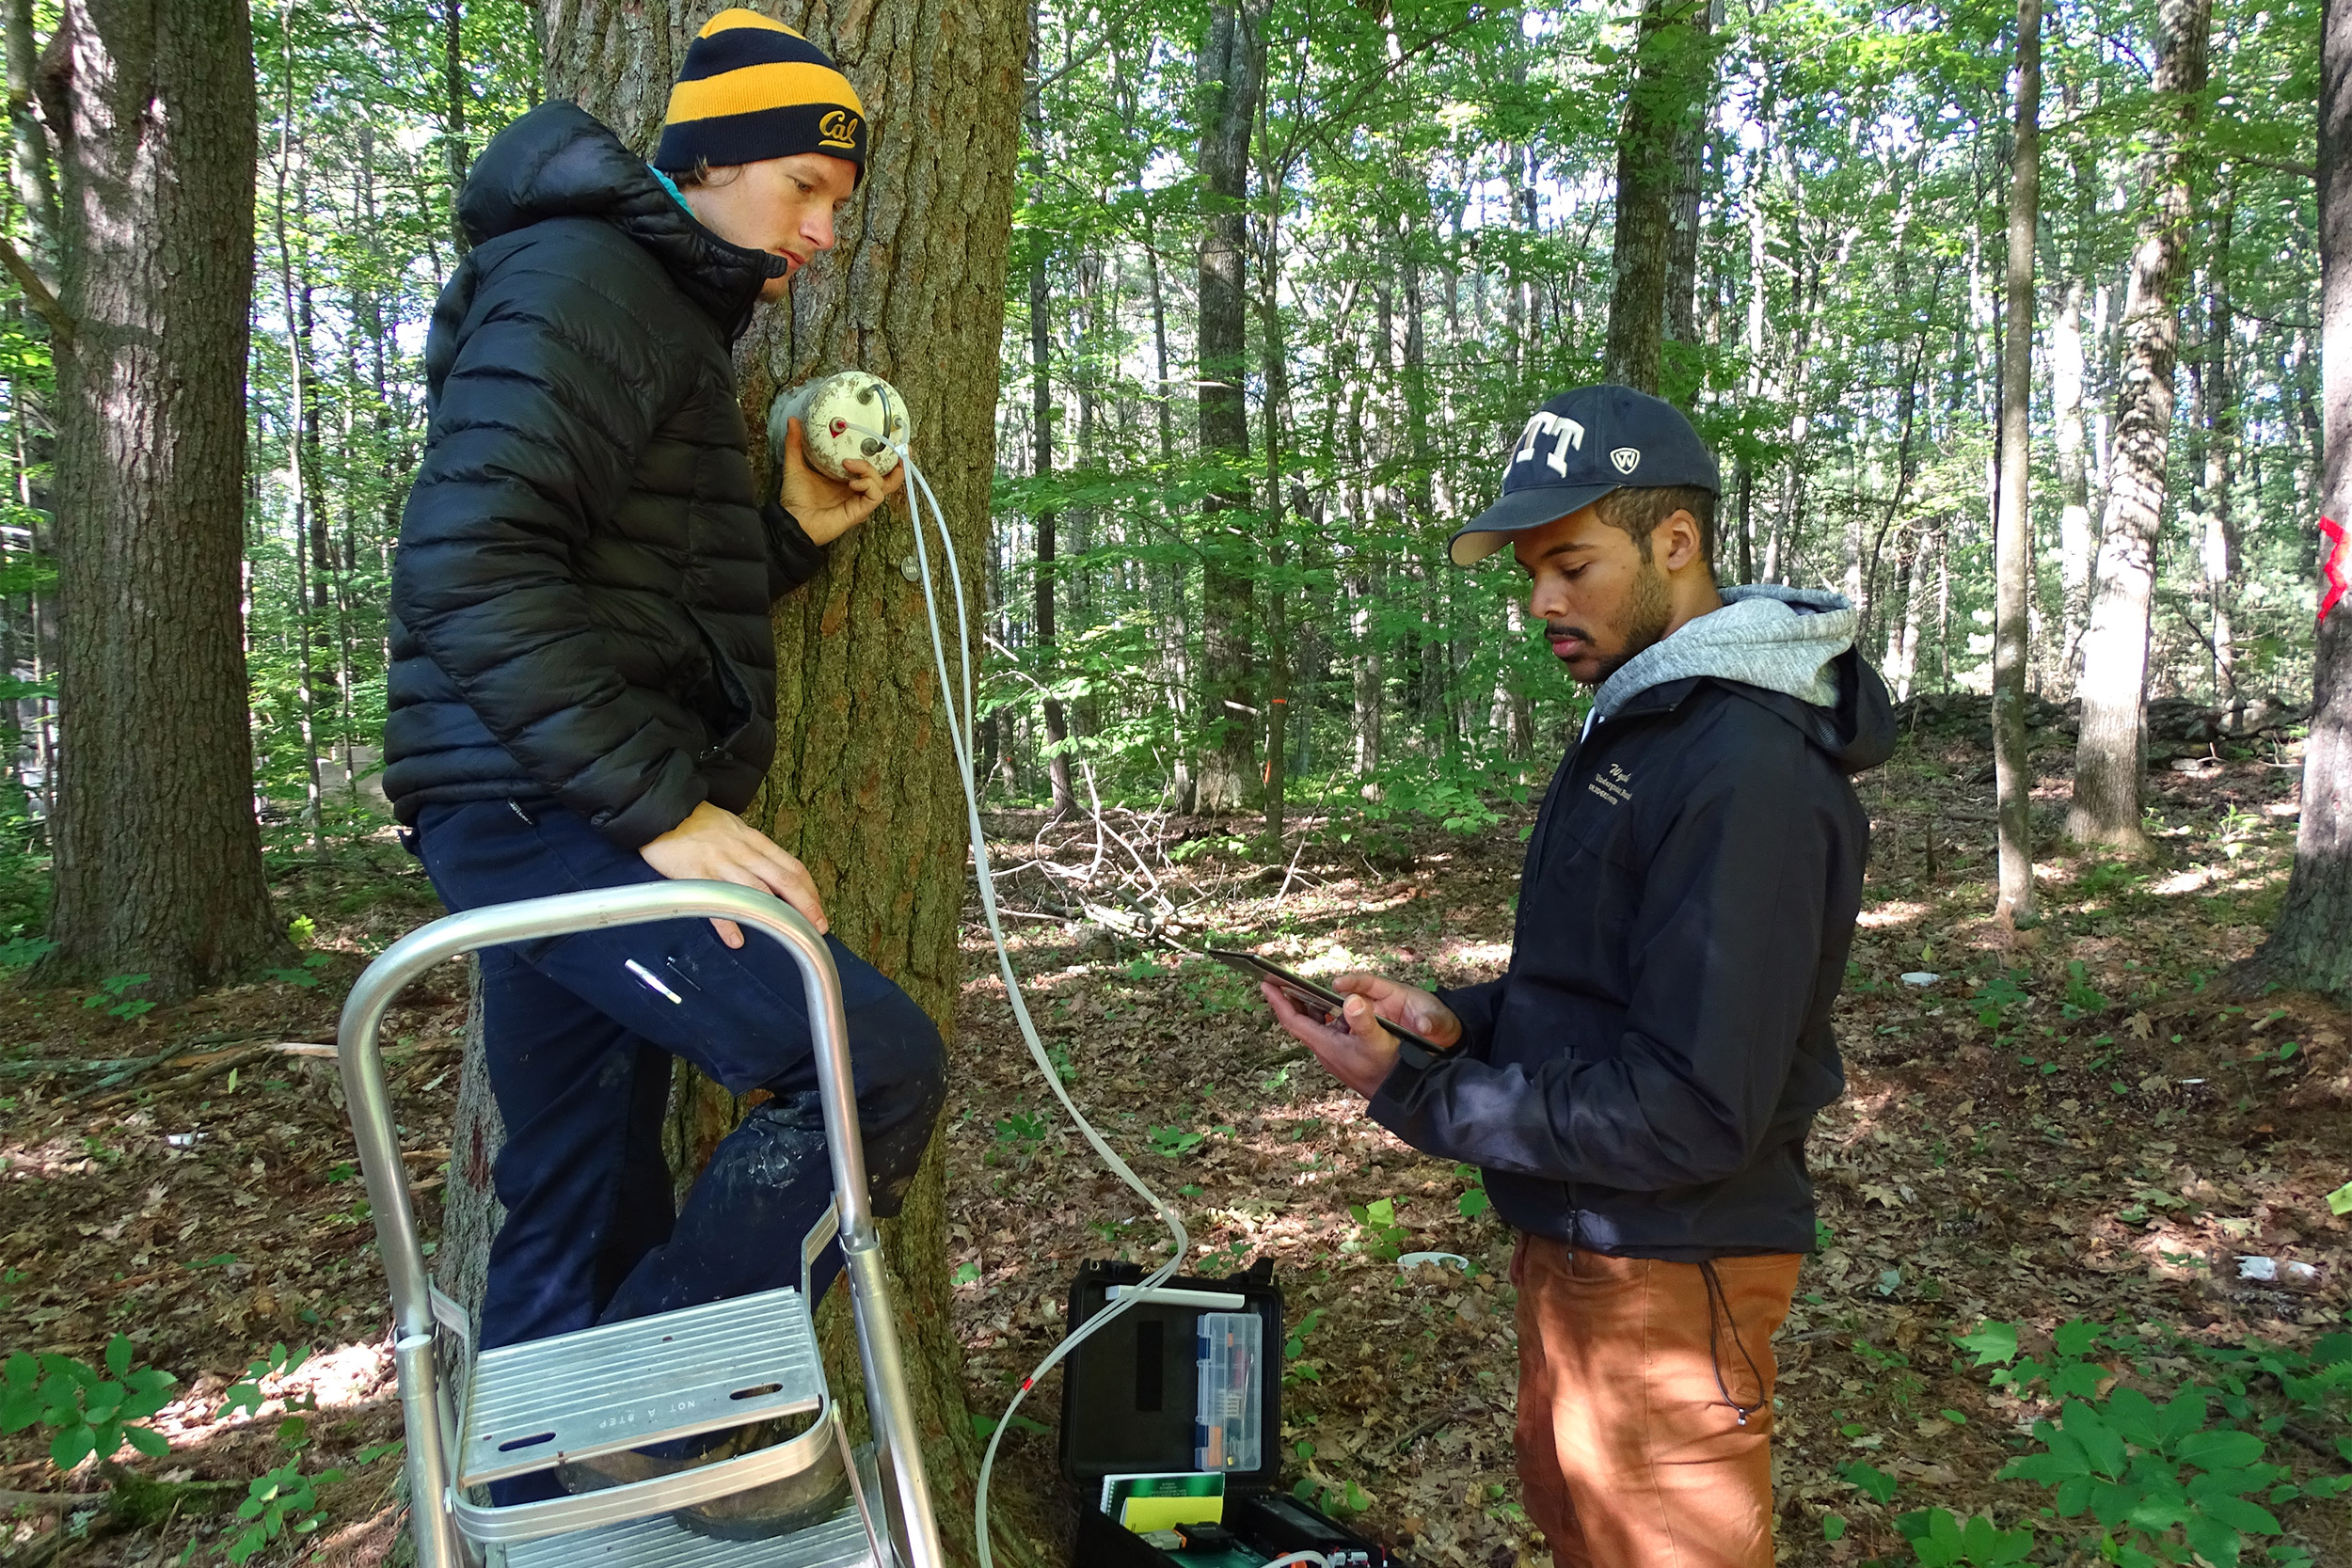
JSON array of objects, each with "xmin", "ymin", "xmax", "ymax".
[
  {"xmin": 639, "ymin": 801, "xmax": 829, "ymax": 949},
  {"xmin": 1262, "ymin": 972, "xmax": 1462, "ymax": 1098},
  {"xmin": 780, "ymin": 415, "xmax": 906, "ymax": 545}
]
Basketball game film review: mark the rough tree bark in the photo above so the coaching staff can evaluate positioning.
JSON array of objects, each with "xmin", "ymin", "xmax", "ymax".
[
  {"xmin": 437, "ymin": 3, "xmax": 1033, "ymax": 1561},
  {"xmin": 1601, "ymin": 0, "xmax": 1713, "ymax": 393},
  {"xmin": 2067, "ymin": 0, "xmax": 2210, "ymax": 848},
  {"xmin": 1193, "ymin": 0, "xmax": 1267, "ymax": 814},
  {"xmin": 1993, "ymin": 0, "xmax": 2041, "ymax": 927},
  {"xmin": 2238, "ymin": 0, "xmax": 2352, "ymax": 1000},
  {"xmin": 35, "ymin": 0, "xmax": 292, "ymax": 998}
]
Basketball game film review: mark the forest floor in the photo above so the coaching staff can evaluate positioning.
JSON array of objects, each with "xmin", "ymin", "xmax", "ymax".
[{"xmin": 3, "ymin": 717, "xmax": 2350, "ymax": 1567}]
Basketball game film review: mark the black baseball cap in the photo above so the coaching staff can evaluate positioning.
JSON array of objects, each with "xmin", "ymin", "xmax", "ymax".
[{"xmin": 1448, "ymin": 384, "xmax": 1721, "ymax": 567}]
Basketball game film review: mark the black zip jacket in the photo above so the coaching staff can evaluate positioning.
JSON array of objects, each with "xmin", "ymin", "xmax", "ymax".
[
  {"xmin": 384, "ymin": 102, "xmax": 826, "ymax": 847},
  {"xmin": 1369, "ymin": 650, "xmax": 1895, "ymax": 1259}
]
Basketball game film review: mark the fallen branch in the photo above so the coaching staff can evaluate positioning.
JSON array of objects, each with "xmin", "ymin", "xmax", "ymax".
[
  {"xmin": 1391, "ymin": 1402, "xmax": 1483, "ymax": 1454},
  {"xmin": 87, "ymin": 1045, "xmax": 277, "ymax": 1110},
  {"xmin": 0, "ymin": 1488, "xmax": 109, "ymax": 1512},
  {"xmin": 0, "ymin": 1056, "xmax": 151, "ymax": 1078},
  {"xmin": 86, "ymin": 1048, "xmax": 350, "ymax": 1109},
  {"xmin": 60, "ymin": 1031, "xmax": 278, "ymax": 1101}
]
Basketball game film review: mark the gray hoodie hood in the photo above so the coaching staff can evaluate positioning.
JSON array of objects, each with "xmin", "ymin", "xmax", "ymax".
[{"xmin": 1588, "ymin": 584, "xmax": 1857, "ymax": 724}]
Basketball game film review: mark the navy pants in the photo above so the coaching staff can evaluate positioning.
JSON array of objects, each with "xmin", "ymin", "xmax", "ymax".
[{"xmin": 414, "ymin": 800, "xmax": 947, "ymax": 1359}]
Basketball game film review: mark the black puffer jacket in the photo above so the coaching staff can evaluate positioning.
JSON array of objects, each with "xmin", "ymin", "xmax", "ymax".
[{"xmin": 385, "ymin": 102, "xmax": 825, "ymax": 847}]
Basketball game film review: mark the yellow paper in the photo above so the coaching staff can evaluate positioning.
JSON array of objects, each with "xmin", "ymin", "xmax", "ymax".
[{"xmin": 1120, "ymin": 1492, "xmax": 1224, "ymax": 1532}]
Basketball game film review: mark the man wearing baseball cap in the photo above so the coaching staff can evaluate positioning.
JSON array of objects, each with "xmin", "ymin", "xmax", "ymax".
[
  {"xmin": 1256, "ymin": 386, "xmax": 1894, "ymax": 1566},
  {"xmin": 386, "ymin": 9, "xmax": 941, "ymax": 1538}
]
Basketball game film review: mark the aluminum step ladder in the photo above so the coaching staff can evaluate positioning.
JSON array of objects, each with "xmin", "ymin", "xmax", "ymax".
[{"xmin": 334, "ymin": 881, "xmax": 948, "ymax": 1568}]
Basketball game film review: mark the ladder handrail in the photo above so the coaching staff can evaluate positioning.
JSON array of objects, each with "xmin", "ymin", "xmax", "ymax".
[{"xmin": 335, "ymin": 879, "xmax": 944, "ymax": 1568}]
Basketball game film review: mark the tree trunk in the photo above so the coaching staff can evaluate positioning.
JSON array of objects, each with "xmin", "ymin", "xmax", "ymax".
[
  {"xmin": 2197, "ymin": 170, "xmax": 2238, "ymax": 704},
  {"xmin": 2053, "ymin": 274, "xmax": 2094, "ymax": 682},
  {"xmin": 4, "ymin": 0, "xmax": 56, "ymax": 272},
  {"xmin": 1025, "ymin": 18, "xmax": 1075, "ymax": 818},
  {"xmin": 2240, "ymin": 0, "xmax": 2352, "ymax": 1000},
  {"xmin": 1662, "ymin": 0, "xmax": 1717, "ymax": 361},
  {"xmin": 441, "ymin": 5, "xmax": 1033, "ymax": 1562},
  {"xmin": 1602, "ymin": 0, "xmax": 1711, "ymax": 393},
  {"xmin": 1192, "ymin": 0, "xmax": 1266, "ymax": 814},
  {"xmin": 1993, "ymin": 0, "xmax": 2041, "ymax": 926},
  {"xmin": 2067, "ymin": 0, "xmax": 2210, "ymax": 848},
  {"xmin": 441, "ymin": 0, "xmax": 470, "ymax": 258},
  {"xmin": 37, "ymin": 0, "xmax": 291, "ymax": 998}
]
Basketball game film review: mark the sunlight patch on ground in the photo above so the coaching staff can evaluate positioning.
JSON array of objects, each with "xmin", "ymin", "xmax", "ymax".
[
  {"xmin": 0, "ymin": 1133, "xmax": 126, "ymax": 1181},
  {"xmin": 1857, "ymin": 900, "xmax": 1931, "ymax": 928},
  {"xmin": 149, "ymin": 1338, "xmax": 394, "ymax": 1448},
  {"xmin": 2150, "ymin": 865, "xmax": 2222, "ymax": 897}
]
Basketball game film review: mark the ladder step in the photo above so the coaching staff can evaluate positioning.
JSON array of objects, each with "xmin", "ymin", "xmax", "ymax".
[
  {"xmin": 460, "ymin": 1286, "xmax": 826, "ymax": 1487},
  {"xmin": 499, "ymin": 1460, "xmax": 882, "ymax": 1568}
]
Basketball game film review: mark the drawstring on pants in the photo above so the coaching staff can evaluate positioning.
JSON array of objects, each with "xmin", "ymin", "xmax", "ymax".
[{"xmin": 1699, "ymin": 1259, "xmax": 1768, "ymax": 1427}]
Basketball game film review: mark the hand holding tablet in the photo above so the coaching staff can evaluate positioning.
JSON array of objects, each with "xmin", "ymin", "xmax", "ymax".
[{"xmin": 1207, "ymin": 949, "xmax": 1456, "ymax": 1056}]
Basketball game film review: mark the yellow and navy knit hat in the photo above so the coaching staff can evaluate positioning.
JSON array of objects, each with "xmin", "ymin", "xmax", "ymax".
[{"xmin": 654, "ymin": 9, "xmax": 866, "ymax": 180}]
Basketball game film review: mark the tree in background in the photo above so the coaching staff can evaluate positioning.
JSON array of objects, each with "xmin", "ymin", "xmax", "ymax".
[
  {"xmin": 2067, "ymin": 0, "xmax": 2212, "ymax": 849},
  {"xmin": 1992, "ymin": 0, "xmax": 2041, "ymax": 927},
  {"xmin": 437, "ymin": 2, "xmax": 1031, "ymax": 1558},
  {"xmin": 1193, "ymin": 0, "xmax": 1268, "ymax": 814},
  {"xmin": 1024, "ymin": 12, "xmax": 1077, "ymax": 819},
  {"xmin": 33, "ymin": 0, "xmax": 291, "ymax": 996},
  {"xmin": 2244, "ymin": 0, "xmax": 2352, "ymax": 1000},
  {"xmin": 1601, "ymin": 0, "xmax": 1715, "ymax": 394}
]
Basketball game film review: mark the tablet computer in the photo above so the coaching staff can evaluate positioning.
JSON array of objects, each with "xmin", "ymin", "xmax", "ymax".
[{"xmin": 1206, "ymin": 949, "xmax": 1452, "ymax": 1055}]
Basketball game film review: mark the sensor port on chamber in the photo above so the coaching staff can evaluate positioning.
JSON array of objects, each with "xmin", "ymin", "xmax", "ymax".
[{"xmin": 767, "ymin": 370, "xmax": 912, "ymax": 482}]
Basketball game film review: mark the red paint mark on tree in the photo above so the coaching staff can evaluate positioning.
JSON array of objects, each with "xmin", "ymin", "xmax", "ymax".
[
  {"xmin": 2324, "ymin": 515, "xmax": 2348, "ymax": 626},
  {"xmin": 465, "ymin": 1122, "xmax": 492, "ymax": 1190}
]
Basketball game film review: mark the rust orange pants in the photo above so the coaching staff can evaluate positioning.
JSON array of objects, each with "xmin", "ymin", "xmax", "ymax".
[{"xmin": 1512, "ymin": 1236, "xmax": 1801, "ymax": 1568}]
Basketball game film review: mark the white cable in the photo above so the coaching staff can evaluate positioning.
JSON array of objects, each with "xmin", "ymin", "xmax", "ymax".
[
  {"xmin": 1263, "ymin": 1555, "xmax": 1331, "ymax": 1568},
  {"xmin": 847, "ymin": 401, "xmax": 1191, "ymax": 1568}
]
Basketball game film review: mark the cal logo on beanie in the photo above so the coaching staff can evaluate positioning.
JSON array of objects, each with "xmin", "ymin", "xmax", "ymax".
[{"xmin": 654, "ymin": 8, "xmax": 867, "ymax": 180}]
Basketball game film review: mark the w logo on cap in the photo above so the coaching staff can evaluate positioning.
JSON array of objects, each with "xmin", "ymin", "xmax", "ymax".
[{"xmin": 1610, "ymin": 447, "xmax": 1642, "ymax": 475}]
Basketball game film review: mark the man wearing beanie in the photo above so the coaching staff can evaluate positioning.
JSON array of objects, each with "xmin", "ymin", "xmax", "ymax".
[
  {"xmin": 385, "ymin": 8, "xmax": 940, "ymax": 1540},
  {"xmin": 1254, "ymin": 387, "xmax": 1895, "ymax": 1567}
]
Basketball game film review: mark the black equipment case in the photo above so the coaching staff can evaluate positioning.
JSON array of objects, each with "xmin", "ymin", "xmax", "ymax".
[{"xmin": 1057, "ymin": 1259, "xmax": 1412, "ymax": 1568}]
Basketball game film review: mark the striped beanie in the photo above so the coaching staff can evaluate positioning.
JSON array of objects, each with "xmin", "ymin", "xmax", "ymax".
[{"xmin": 654, "ymin": 9, "xmax": 866, "ymax": 180}]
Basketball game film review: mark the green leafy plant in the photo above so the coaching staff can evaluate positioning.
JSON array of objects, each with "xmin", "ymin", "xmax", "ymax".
[
  {"xmin": 1345, "ymin": 1196, "xmax": 1409, "ymax": 1261},
  {"xmin": 0, "ymin": 1335, "xmax": 177, "ymax": 1470},
  {"xmin": 1454, "ymin": 1163, "xmax": 1492, "ymax": 1220},
  {"xmin": 1975, "ymin": 970, "xmax": 2030, "ymax": 1031},
  {"xmin": 1148, "ymin": 1124, "xmax": 1206, "ymax": 1159},
  {"xmin": 262, "ymin": 952, "xmax": 333, "ymax": 989},
  {"xmin": 1292, "ymin": 1471, "xmax": 1374, "ymax": 1520},
  {"xmin": 993, "ymin": 1110, "xmax": 1048, "ymax": 1146},
  {"xmin": 0, "ymin": 934, "xmax": 56, "ymax": 969},
  {"xmin": 2000, "ymin": 1388, "xmax": 2288, "ymax": 1566},
  {"xmin": 1894, "ymin": 1507, "xmax": 2035, "ymax": 1565},
  {"xmin": 82, "ymin": 972, "xmax": 155, "ymax": 1021},
  {"xmin": 221, "ymin": 1343, "xmax": 312, "ymax": 1420},
  {"xmin": 1282, "ymin": 1307, "xmax": 1326, "ymax": 1385},
  {"xmin": 1842, "ymin": 1459, "xmax": 1899, "ymax": 1505},
  {"xmin": 2061, "ymin": 960, "xmax": 2110, "ymax": 1019},
  {"xmin": 224, "ymin": 1414, "xmax": 342, "ymax": 1565}
]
